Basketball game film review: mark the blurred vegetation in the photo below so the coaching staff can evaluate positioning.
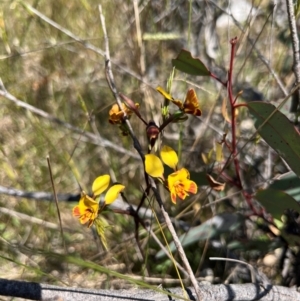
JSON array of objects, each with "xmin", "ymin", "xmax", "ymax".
[{"xmin": 0, "ymin": 0, "xmax": 299, "ymax": 295}]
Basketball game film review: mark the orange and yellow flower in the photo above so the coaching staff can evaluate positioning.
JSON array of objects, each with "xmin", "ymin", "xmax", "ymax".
[
  {"xmin": 73, "ymin": 192, "xmax": 99, "ymax": 227},
  {"xmin": 157, "ymin": 87, "xmax": 201, "ymax": 116},
  {"xmin": 167, "ymin": 168, "xmax": 198, "ymax": 203},
  {"xmin": 109, "ymin": 102, "xmax": 139, "ymax": 124},
  {"xmin": 145, "ymin": 146, "xmax": 197, "ymax": 204},
  {"xmin": 73, "ymin": 175, "xmax": 125, "ymax": 227}
]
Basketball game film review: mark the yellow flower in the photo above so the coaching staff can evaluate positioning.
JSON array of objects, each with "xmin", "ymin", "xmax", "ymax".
[
  {"xmin": 157, "ymin": 87, "xmax": 202, "ymax": 116},
  {"xmin": 73, "ymin": 175, "xmax": 125, "ymax": 227},
  {"xmin": 108, "ymin": 102, "xmax": 139, "ymax": 124},
  {"xmin": 145, "ymin": 146, "xmax": 197, "ymax": 203},
  {"xmin": 73, "ymin": 192, "xmax": 99, "ymax": 227},
  {"xmin": 168, "ymin": 168, "xmax": 198, "ymax": 204}
]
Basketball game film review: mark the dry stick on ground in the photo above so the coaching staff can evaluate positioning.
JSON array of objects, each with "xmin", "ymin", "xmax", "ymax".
[
  {"xmin": 0, "ymin": 207, "xmax": 76, "ymax": 233},
  {"xmin": 286, "ymin": 0, "xmax": 300, "ymax": 113},
  {"xmin": 98, "ymin": 4, "xmax": 203, "ymax": 301}
]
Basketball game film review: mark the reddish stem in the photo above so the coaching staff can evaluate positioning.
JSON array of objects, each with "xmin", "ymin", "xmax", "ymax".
[
  {"xmin": 228, "ymin": 37, "xmax": 242, "ymax": 189},
  {"xmin": 226, "ymin": 39, "xmax": 260, "ymax": 214},
  {"xmin": 210, "ymin": 72, "xmax": 227, "ymax": 86}
]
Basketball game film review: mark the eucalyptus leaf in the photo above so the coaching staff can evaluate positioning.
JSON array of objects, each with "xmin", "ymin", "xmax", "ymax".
[
  {"xmin": 269, "ymin": 172, "xmax": 300, "ymax": 202},
  {"xmin": 247, "ymin": 102, "xmax": 300, "ymax": 177},
  {"xmin": 256, "ymin": 188, "xmax": 300, "ymax": 220},
  {"xmin": 172, "ymin": 49, "xmax": 211, "ymax": 76}
]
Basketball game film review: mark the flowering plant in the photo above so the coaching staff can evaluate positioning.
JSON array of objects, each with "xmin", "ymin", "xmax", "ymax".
[
  {"xmin": 145, "ymin": 146, "xmax": 197, "ymax": 204},
  {"xmin": 73, "ymin": 175, "xmax": 125, "ymax": 248}
]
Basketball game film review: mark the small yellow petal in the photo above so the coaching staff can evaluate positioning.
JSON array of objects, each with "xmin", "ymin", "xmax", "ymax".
[
  {"xmin": 156, "ymin": 86, "xmax": 173, "ymax": 100},
  {"xmin": 84, "ymin": 196, "xmax": 99, "ymax": 213},
  {"xmin": 92, "ymin": 175, "xmax": 110, "ymax": 196},
  {"xmin": 145, "ymin": 154, "xmax": 164, "ymax": 178},
  {"xmin": 160, "ymin": 146, "xmax": 178, "ymax": 170},
  {"xmin": 104, "ymin": 184, "xmax": 125, "ymax": 205}
]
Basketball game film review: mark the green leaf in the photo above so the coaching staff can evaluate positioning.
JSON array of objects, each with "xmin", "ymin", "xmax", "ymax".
[
  {"xmin": 227, "ymin": 239, "xmax": 281, "ymax": 252},
  {"xmin": 247, "ymin": 102, "xmax": 300, "ymax": 177},
  {"xmin": 269, "ymin": 172, "xmax": 300, "ymax": 202},
  {"xmin": 256, "ymin": 188, "xmax": 300, "ymax": 220},
  {"xmin": 172, "ymin": 49, "xmax": 210, "ymax": 76}
]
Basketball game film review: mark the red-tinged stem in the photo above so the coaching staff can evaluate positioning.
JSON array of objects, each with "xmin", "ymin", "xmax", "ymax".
[
  {"xmin": 210, "ymin": 72, "xmax": 227, "ymax": 86},
  {"xmin": 224, "ymin": 140, "xmax": 232, "ymax": 153},
  {"xmin": 210, "ymin": 40, "xmax": 265, "ymax": 216},
  {"xmin": 234, "ymin": 103, "xmax": 247, "ymax": 109},
  {"xmin": 227, "ymin": 37, "xmax": 242, "ymax": 189},
  {"xmin": 220, "ymin": 171, "xmax": 242, "ymax": 189},
  {"xmin": 227, "ymin": 57, "xmax": 260, "ymax": 214}
]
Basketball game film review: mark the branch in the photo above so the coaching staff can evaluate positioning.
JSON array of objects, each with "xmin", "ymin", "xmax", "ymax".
[
  {"xmin": 0, "ymin": 184, "xmax": 79, "ymax": 202},
  {"xmin": 0, "ymin": 279, "xmax": 300, "ymax": 301},
  {"xmin": 0, "ymin": 184, "xmax": 155, "ymax": 220},
  {"xmin": 0, "ymin": 79, "xmax": 139, "ymax": 159},
  {"xmin": 150, "ymin": 180, "xmax": 202, "ymax": 301},
  {"xmin": 99, "ymin": 5, "xmax": 144, "ymax": 160},
  {"xmin": 286, "ymin": 0, "xmax": 300, "ymax": 113}
]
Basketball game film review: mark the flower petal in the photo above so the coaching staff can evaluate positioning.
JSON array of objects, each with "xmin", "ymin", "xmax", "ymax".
[
  {"xmin": 79, "ymin": 211, "xmax": 92, "ymax": 225},
  {"xmin": 171, "ymin": 98, "xmax": 184, "ymax": 110},
  {"xmin": 108, "ymin": 103, "xmax": 133, "ymax": 124},
  {"xmin": 92, "ymin": 175, "xmax": 110, "ymax": 196},
  {"xmin": 184, "ymin": 89, "xmax": 202, "ymax": 116},
  {"xmin": 145, "ymin": 154, "xmax": 164, "ymax": 178},
  {"xmin": 168, "ymin": 168, "xmax": 189, "ymax": 188},
  {"xmin": 82, "ymin": 194, "xmax": 99, "ymax": 213},
  {"xmin": 160, "ymin": 146, "xmax": 178, "ymax": 170},
  {"xmin": 104, "ymin": 184, "xmax": 125, "ymax": 205},
  {"xmin": 184, "ymin": 180, "xmax": 198, "ymax": 194},
  {"xmin": 169, "ymin": 187, "xmax": 177, "ymax": 204},
  {"xmin": 72, "ymin": 205, "xmax": 81, "ymax": 217},
  {"xmin": 176, "ymin": 188, "xmax": 188, "ymax": 200},
  {"xmin": 167, "ymin": 168, "xmax": 197, "ymax": 203},
  {"xmin": 156, "ymin": 86, "xmax": 173, "ymax": 101},
  {"xmin": 73, "ymin": 191, "xmax": 100, "ymax": 227}
]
